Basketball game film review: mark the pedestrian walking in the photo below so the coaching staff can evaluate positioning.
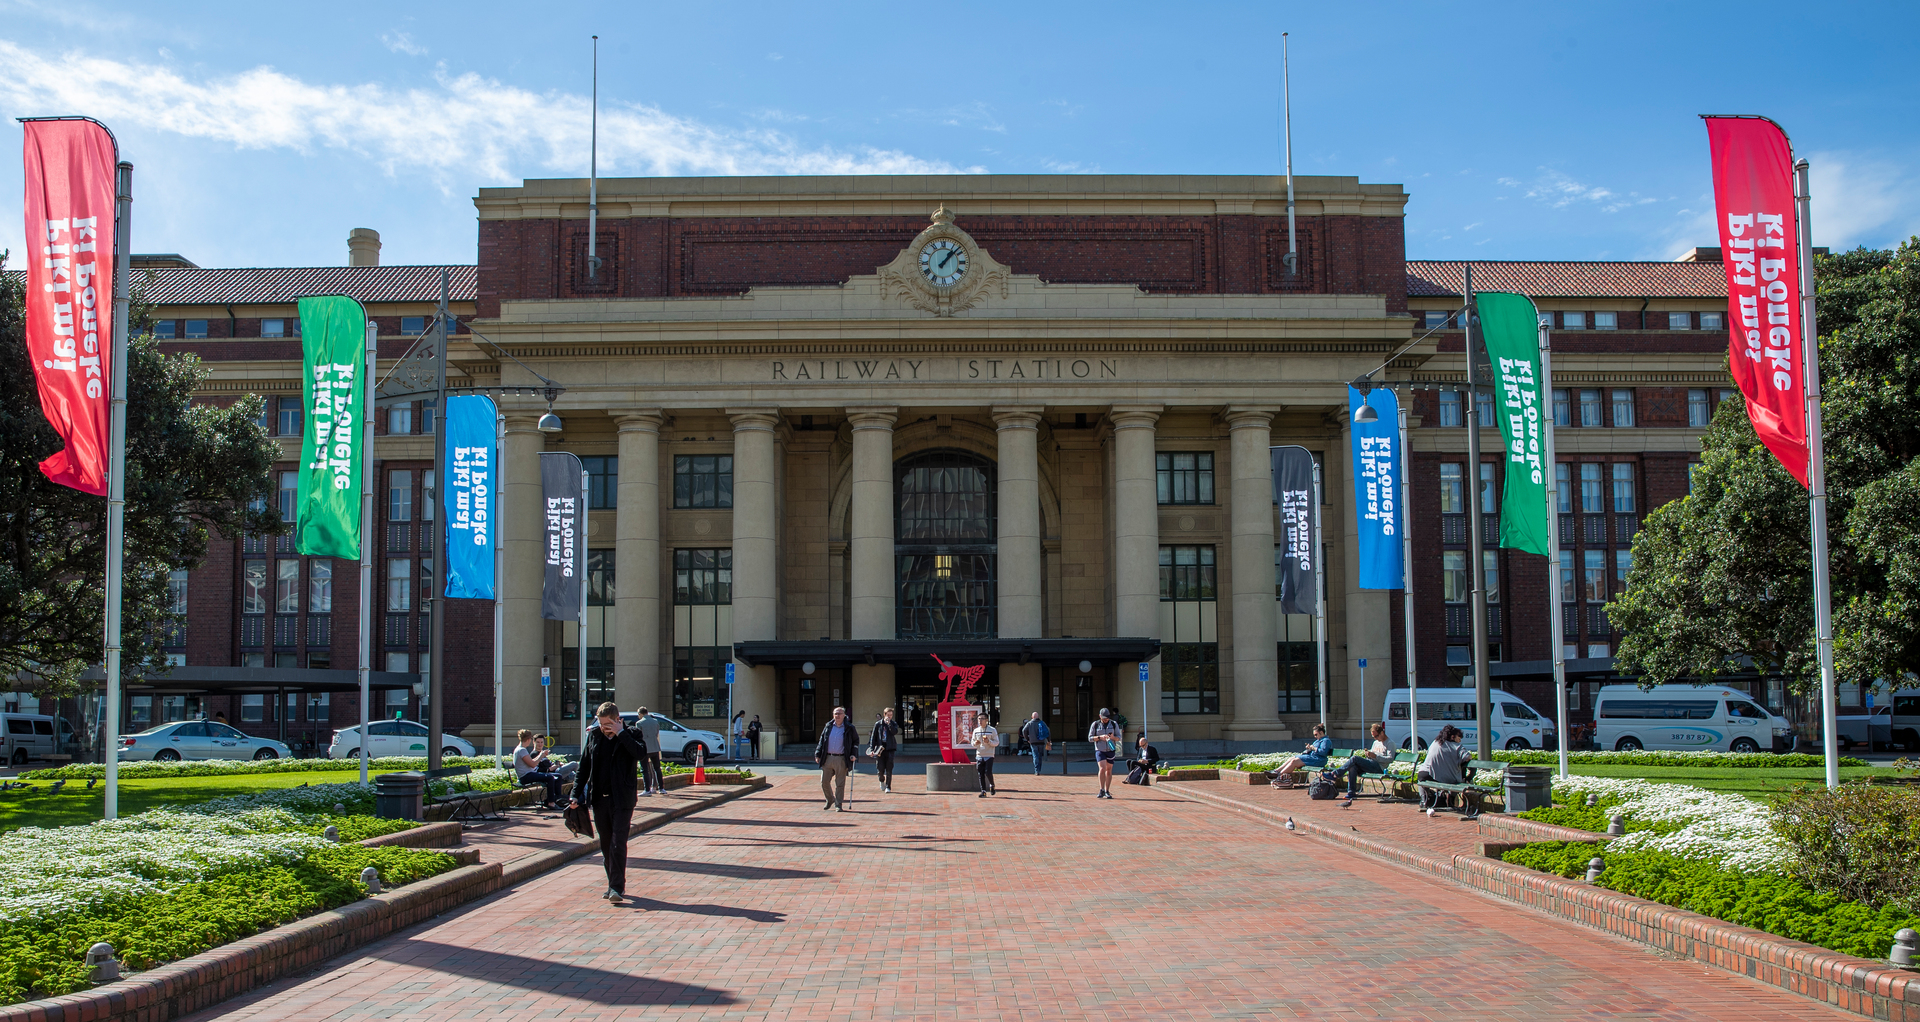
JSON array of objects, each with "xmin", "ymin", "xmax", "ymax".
[
  {"xmin": 814, "ymin": 706, "xmax": 860, "ymax": 812},
  {"xmin": 634, "ymin": 707, "xmax": 665, "ymax": 796},
  {"xmin": 869, "ymin": 707, "xmax": 903, "ymax": 793},
  {"xmin": 731, "ymin": 710, "xmax": 747, "ymax": 761},
  {"xmin": 569, "ymin": 702, "xmax": 649, "ymax": 905},
  {"xmin": 909, "ymin": 703, "xmax": 923, "ymax": 739},
  {"xmin": 745, "ymin": 715, "xmax": 763, "ymax": 761},
  {"xmin": 1087, "ymin": 708, "xmax": 1121, "ymax": 798},
  {"xmin": 1019, "ymin": 712, "xmax": 1051, "ymax": 774},
  {"xmin": 970, "ymin": 715, "xmax": 999, "ymax": 797}
]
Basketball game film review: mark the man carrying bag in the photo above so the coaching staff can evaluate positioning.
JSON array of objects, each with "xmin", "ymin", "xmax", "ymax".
[{"xmin": 1019, "ymin": 712, "xmax": 1051, "ymax": 774}]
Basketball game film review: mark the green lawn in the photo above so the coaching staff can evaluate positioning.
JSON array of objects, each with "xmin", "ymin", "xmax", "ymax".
[
  {"xmin": 1561, "ymin": 763, "xmax": 1887, "ymax": 797},
  {"xmin": 0, "ymin": 770, "xmax": 370, "ymax": 830}
]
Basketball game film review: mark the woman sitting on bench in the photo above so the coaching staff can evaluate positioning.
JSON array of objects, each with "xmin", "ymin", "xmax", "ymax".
[
  {"xmin": 1270, "ymin": 723, "xmax": 1332, "ymax": 788},
  {"xmin": 1339, "ymin": 722, "xmax": 1394, "ymax": 806},
  {"xmin": 1416, "ymin": 725, "xmax": 1472, "ymax": 809}
]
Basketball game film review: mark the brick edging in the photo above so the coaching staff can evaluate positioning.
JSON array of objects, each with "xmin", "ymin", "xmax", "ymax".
[
  {"xmin": 1, "ymin": 779, "xmax": 769, "ymax": 1022},
  {"xmin": 1159, "ymin": 782, "xmax": 1920, "ymax": 1022}
]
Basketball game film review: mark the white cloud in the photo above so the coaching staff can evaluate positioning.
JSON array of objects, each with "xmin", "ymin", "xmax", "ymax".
[
  {"xmin": 1523, "ymin": 168, "xmax": 1614, "ymax": 208},
  {"xmin": 0, "ymin": 40, "xmax": 979, "ymax": 187},
  {"xmin": 1805, "ymin": 151, "xmax": 1920, "ymax": 249},
  {"xmin": 382, "ymin": 32, "xmax": 427, "ymax": 57},
  {"xmin": 765, "ymin": 52, "xmax": 783, "ymax": 61},
  {"xmin": 1040, "ymin": 158, "xmax": 1099, "ymax": 173}
]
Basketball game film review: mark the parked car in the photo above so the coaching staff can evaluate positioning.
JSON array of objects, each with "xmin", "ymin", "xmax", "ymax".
[
  {"xmin": 1380, "ymin": 687, "xmax": 1558, "ymax": 751},
  {"xmin": 328, "ymin": 720, "xmax": 475, "ymax": 761},
  {"xmin": 117, "ymin": 720, "xmax": 291, "ymax": 761},
  {"xmin": 582, "ymin": 712, "xmax": 726, "ymax": 764},
  {"xmin": 1834, "ymin": 704, "xmax": 1894, "ymax": 751},
  {"xmin": 1890, "ymin": 688, "xmax": 1920, "ymax": 752},
  {"xmin": 1592, "ymin": 684, "xmax": 1793, "ymax": 753},
  {"xmin": 1, "ymin": 713, "xmax": 74, "ymax": 765}
]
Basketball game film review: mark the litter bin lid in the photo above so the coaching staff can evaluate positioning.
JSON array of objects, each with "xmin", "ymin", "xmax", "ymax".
[{"xmin": 373, "ymin": 770, "xmax": 428, "ymax": 791}]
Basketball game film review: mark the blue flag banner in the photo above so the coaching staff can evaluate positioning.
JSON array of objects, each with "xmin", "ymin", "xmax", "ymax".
[
  {"xmin": 442, "ymin": 394, "xmax": 498, "ymax": 599},
  {"xmin": 1348, "ymin": 385, "xmax": 1405, "ymax": 590}
]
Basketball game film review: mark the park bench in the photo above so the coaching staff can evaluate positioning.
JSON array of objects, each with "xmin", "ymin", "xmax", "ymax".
[
  {"xmin": 424, "ymin": 765, "xmax": 504, "ymax": 825},
  {"xmin": 1360, "ymin": 750, "xmax": 1420, "ymax": 799},
  {"xmin": 1274, "ymin": 749, "xmax": 1356, "ymax": 788},
  {"xmin": 1416, "ymin": 758, "xmax": 1506, "ymax": 818}
]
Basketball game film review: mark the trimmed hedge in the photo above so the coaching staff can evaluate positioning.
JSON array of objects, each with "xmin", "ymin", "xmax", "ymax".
[
  {"xmin": 1504, "ymin": 840, "xmax": 1920, "ymax": 961},
  {"xmin": 21, "ymin": 756, "xmax": 509, "ymax": 781}
]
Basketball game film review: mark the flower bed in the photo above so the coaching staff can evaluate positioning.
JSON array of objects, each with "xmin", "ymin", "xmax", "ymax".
[
  {"xmin": 21, "ymin": 756, "xmax": 511, "ymax": 781},
  {"xmin": 1502, "ymin": 776, "xmax": 1920, "ymax": 962},
  {"xmin": 1493, "ymin": 749, "xmax": 1867, "ymax": 769},
  {"xmin": 0, "ymin": 808, "xmax": 457, "ymax": 1004}
]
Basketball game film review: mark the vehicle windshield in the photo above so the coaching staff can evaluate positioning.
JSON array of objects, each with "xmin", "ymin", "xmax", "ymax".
[
  {"xmin": 1502, "ymin": 702, "xmax": 1539, "ymax": 720},
  {"xmin": 125, "ymin": 723, "xmax": 177, "ymax": 737}
]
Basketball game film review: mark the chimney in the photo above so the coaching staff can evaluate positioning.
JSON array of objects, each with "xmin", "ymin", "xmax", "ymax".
[
  {"xmin": 348, "ymin": 228, "xmax": 382, "ymax": 267},
  {"xmin": 1675, "ymin": 246, "xmax": 1721, "ymax": 263}
]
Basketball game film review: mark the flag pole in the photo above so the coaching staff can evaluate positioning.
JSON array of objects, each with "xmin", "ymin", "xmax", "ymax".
[
  {"xmin": 493, "ymin": 409, "xmax": 505, "ymax": 767},
  {"xmin": 1399, "ymin": 396, "xmax": 1418, "ymax": 753},
  {"xmin": 1793, "ymin": 158, "xmax": 1838, "ymax": 790},
  {"xmin": 1312, "ymin": 457, "xmax": 1328, "ymax": 731},
  {"xmin": 1280, "ymin": 32, "xmax": 1297, "ymax": 277},
  {"xmin": 102, "ymin": 160, "xmax": 131, "ymax": 820},
  {"xmin": 579, "ymin": 465, "xmax": 589, "ymax": 737},
  {"xmin": 1462, "ymin": 265, "xmax": 1494, "ymax": 761},
  {"xmin": 427, "ymin": 273, "xmax": 449, "ymax": 772},
  {"xmin": 358, "ymin": 320, "xmax": 376, "ymax": 786},
  {"xmin": 1541, "ymin": 318, "xmax": 1569, "ymax": 778}
]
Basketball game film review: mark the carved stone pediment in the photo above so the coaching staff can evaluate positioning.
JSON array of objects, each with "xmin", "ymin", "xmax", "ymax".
[{"xmin": 875, "ymin": 207, "xmax": 1012, "ymax": 317}]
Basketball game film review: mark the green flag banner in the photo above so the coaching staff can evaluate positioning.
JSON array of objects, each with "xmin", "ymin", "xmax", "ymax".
[
  {"xmin": 1476, "ymin": 291, "xmax": 1550, "ymax": 556},
  {"xmin": 294, "ymin": 296, "xmax": 368, "ymax": 559}
]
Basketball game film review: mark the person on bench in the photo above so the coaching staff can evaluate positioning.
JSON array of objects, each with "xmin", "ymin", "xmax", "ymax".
[
  {"xmin": 1417, "ymin": 725, "xmax": 1472, "ymax": 810},
  {"xmin": 1340, "ymin": 722, "xmax": 1394, "ymax": 806},
  {"xmin": 513, "ymin": 729, "xmax": 565, "ymax": 807},
  {"xmin": 1270, "ymin": 723, "xmax": 1332, "ymax": 789}
]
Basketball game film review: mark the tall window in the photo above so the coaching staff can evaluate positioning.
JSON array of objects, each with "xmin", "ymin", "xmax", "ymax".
[
  {"xmin": 1557, "ymin": 550, "xmax": 1574, "ymax": 602},
  {"xmin": 1442, "ymin": 551, "xmax": 1469, "ymax": 603},
  {"xmin": 1688, "ymin": 389, "xmax": 1711, "ymax": 427},
  {"xmin": 1278, "ymin": 638, "xmax": 1318, "ymax": 713},
  {"xmin": 1159, "ymin": 546, "xmax": 1218, "ymax": 714},
  {"xmin": 1477, "ymin": 394, "xmax": 1496, "ymax": 428},
  {"xmin": 1611, "ymin": 389, "xmax": 1635, "ymax": 427},
  {"xmin": 1578, "ymin": 389, "xmax": 1603, "ymax": 427},
  {"xmin": 674, "ymin": 455, "xmax": 733, "ymax": 508},
  {"xmin": 1583, "ymin": 550, "xmax": 1607, "ymax": 601},
  {"xmin": 242, "ymin": 560, "xmax": 267, "ymax": 615},
  {"xmin": 1479, "ymin": 463, "xmax": 1496, "ymax": 511},
  {"xmin": 566, "ymin": 549, "xmax": 616, "ymax": 721},
  {"xmin": 1614, "ymin": 549, "xmax": 1634, "ymax": 591},
  {"xmin": 387, "ymin": 558, "xmax": 412, "ymax": 611},
  {"xmin": 275, "ymin": 560, "xmax": 300, "ymax": 613},
  {"xmin": 1579, "ymin": 464, "xmax": 1604, "ymax": 513},
  {"xmin": 388, "ymin": 471, "xmax": 413, "ymax": 522},
  {"xmin": 1553, "ymin": 389, "xmax": 1571, "ymax": 427},
  {"xmin": 169, "ymin": 570, "xmax": 189, "ymax": 615},
  {"xmin": 1611, "ymin": 463, "xmax": 1636, "ymax": 512},
  {"xmin": 278, "ymin": 471, "xmax": 298, "ymax": 528},
  {"xmin": 896, "ymin": 451, "xmax": 996, "ymax": 639},
  {"xmin": 582, "ymin": 456, "xmax": 618, "ymax": 509},
  {"xmin": 673, "ymin": 548, "xmax": 732, "ymax": 719},
  {"xmin": 276, "ymin": 398, "xmax": 301, "ymax": 438},
  {"xmin": 422, "ymin": 470, "xmax": 434, "ymax": 522},
  {"xmin": 1155, "ymin": 452, "xmax": 1215, "ymax": 505},
  {"xmin": 1439, "ymin": 464, "xmax": 1464, "ymax": 513},
  {"xmin": 420, "ymin": 401, "xmax": 434, "ymax": 435},
  {"xmin": 310, "ymin": 560, "xmax": 333, "ymax": 613},
  {"xmin": 1555, "ymin": 463, "xmax": 1572, "ymax": 513},
  {"xmin": 1438, "ymin": 390, "xmax": 1463, "ymax": 427},
  {"xmin": 1483, "ymin": 550, "xmax": 1500, "ymax": 604},
  {"xmin": 388, "ymin": 404, "xmax": 413, "ymax": 435}
]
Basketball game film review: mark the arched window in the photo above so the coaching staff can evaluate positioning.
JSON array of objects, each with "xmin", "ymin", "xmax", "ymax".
[{"xmin": 895, "ymin": 450, "xmax": 996, "ymax": 639}]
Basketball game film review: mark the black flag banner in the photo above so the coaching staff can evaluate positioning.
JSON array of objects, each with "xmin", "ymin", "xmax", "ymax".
[
  {"xmin": 540, "ymin": 451, "xmax": 584, "ymax": 621},
  {"xmin": 1272, "ymin": 446, "xmax": 1317, "ymax": 616}
]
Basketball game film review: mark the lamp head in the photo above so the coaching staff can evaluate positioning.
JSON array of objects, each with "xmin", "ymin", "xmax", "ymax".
[
  {"xmin": 1351, "ymin": 377, "xmax": 1380, "ymax": 423},
  {"xmin": 537, "ymin": 410, "xmax": 564, "ymax": 433}
]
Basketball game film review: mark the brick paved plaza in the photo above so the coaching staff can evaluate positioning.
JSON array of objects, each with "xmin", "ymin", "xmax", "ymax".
[{"xmin": 187, "ymin": 774, "xmax": 1850, "ymax": 1022}]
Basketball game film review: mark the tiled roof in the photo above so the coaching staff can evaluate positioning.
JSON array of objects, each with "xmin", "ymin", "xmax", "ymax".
[
  {"xmin": 0, "ymin": 265, "xmax": 476, "ymax": 305},
  {"xmin": 1405, "ymin": 260, "xmax": 1726, "ymax": 299}
]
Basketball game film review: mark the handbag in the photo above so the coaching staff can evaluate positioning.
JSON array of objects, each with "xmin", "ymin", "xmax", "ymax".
[{"xmin": 563, "ymin": 803, "xmax": 595, "ymax": 838}]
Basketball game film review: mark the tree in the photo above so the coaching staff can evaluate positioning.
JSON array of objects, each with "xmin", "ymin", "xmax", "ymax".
[
  {"xmin": 1609, "ymin": 240, "xmax": 1920, "ymax": 693},
  {"xmin": 0, "ymin": 255, "xmax": 280, "ymax": 695}
]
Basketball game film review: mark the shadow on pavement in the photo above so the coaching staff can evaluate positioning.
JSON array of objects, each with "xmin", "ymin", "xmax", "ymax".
[
  {"xmin": 627, "ymin": 857, "xmax": 827, "ymax": 880},
  {"xmin": 383, "ymin": 941, "xmax": 737, "ymax": 1006},
  {"xmin": 623, "ymin": 898, "xmax": 785, "ymax": 922}
]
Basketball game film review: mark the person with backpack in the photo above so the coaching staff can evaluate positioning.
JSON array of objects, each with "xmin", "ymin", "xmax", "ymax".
[
  {"xmin": 1087, "ymin": 708, "xmax": 1122, "ymax": 799},
  {"xmin": 1125, "ymin": 732, "xmax": 1160, "ymax": 785},
  {"xmin": 1270, "ymin": 723, "xmax": 1333, "ymax": 789},
  {"xmin": 1019, "ymin": 712, "xmax": 1051, "ymax": 774}
]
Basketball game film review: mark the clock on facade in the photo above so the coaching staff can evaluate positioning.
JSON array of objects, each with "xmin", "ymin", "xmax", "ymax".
[{"xmin": 918, "ymin": 239, "xmax": 968, "ymax": 286}]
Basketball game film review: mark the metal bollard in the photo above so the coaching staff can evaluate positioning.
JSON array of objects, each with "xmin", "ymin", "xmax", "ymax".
[
  {"xmin": 1585, "ymin": 857, "xmax": 1605, "ymax": 883},
  {"xmin": 1585, "ymin": 793, "xmax": 1599, "ymax": 807},
  {"xmin": 322, "ymin": 825, "xmax": 340, "ymax": 842},
  {"xmin": 85, "ymin": 942, "xmax": 119, "ymax": 983},
  {"xmin": 361, "ymin": 866, "xmax": 382, "ymax": 894},
  {"xmin": 1892, "ymin": 928, "xmax": 1918, "ymax": 969},
  {"xmin": 1606, "ymin": 814, "xmax": 1626, "ymax": 837},
  {"xmin": 334, "ymin": 803, "xmax": 346, "ymax": 814}
]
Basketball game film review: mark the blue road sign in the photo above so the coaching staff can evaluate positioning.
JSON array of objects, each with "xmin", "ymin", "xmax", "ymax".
[
  {"xmin": 1138, "ymin": 662, "xmax": 1150, "ymax": 683},
  {"xmin": 540, "ymin": 668, "xmax": 551, "ymax": 687},
  {"xmin": 1358, "ymin": 658, "xmax": 1367, "ymax": 669},
  {"xmin": 725, "ymin": 662, "xmax": 736, "ymax": 685}
]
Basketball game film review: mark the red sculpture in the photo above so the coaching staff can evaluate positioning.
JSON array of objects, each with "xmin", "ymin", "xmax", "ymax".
[{"xmin": 932, "ymin": 654, "xmax": 987, "ymax": 765}]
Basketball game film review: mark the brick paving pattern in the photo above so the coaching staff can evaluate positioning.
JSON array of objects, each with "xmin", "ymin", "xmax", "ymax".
[{"xmin": 184, "ymin": 772, "xmax": 1851, "ymax": 1022}]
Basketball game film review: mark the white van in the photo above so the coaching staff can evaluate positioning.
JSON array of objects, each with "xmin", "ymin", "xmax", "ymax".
[
  {"xmin": 1891, "ymin": 688, "xmax": 1920, "ymax": 752},
  {"xmin": 1592, "ymin": 684, "xmax": 1793, "ymax": 753},
  {"xmin": 1, "ymin": 713, "xmax": 74, "ymax": 766},
  {"xmin": 1380, "ymin": 688, "xmax": 1557, "ymax": 751}
]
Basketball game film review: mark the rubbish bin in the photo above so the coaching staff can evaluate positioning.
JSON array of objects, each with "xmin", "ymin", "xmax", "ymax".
[
  {"xmin": 373, "ymin": 771, "xmax": 426, "ymax": 821},
  {"xmin": 1504, "ymin": 764, "xmax": 1553, "ymax": 813}
]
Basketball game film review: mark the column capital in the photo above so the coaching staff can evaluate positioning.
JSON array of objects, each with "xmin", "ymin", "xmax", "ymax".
[
  {"xmin": 991, "ymin": 406, "xmax": 1046, "ymax": 431},
  {"xmin": 727, "ymin": 408, "xmax": 782, "ymax": 432},
  {"xmin": 1108, "ymin": 404, "xmax": 1163, "ymax": 430},
  {"xmin": 613, "ymin": 410, "xmax": 665, "ymax": 432},
  {"xmin": 846, "ymin": 407, "xmax": 898, "ymax": 431},
  {"xmin": 1224, "ymin": 407, "xmax": 1278, "ymax": 430},
  {"xmin": 502, "ymin": 413, "xmax": 544, "ymax": 433}
]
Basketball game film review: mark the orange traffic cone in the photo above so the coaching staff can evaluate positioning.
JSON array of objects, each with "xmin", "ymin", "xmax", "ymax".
[{"xmin": 693, "ymin": 744, "xmax": 708, "ymax": 785}]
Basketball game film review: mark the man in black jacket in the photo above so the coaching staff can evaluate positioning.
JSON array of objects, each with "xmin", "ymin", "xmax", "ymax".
[
  {"xmin": 814, "ymin": 706, "xmax": 860, "ymax": 812},
  {"xmin": 570, "ymin": 702, "xmax": 649, "ymax": 904}
]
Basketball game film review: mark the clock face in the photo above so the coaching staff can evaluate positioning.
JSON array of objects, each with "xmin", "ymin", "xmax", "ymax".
[{"xmin": 918, "ymin": 239, "xmax": 968, "ymax": 286}]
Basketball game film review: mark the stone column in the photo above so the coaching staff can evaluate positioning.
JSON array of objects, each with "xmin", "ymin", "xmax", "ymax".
[
  {"xmin": 1110, "ymin": 405, "xmax": 1171, "ymax": 742},
  {"xmin": 614, "ymin": 411, "xmax": 663, "ymax": 714},
  {"xmin": 501, "ymin": 413, "xmax": 547, "ymax": 734},
  {"xmin": 994, "ymin": 407, "xmax": 1045, "ymax": 719},
  {"xmin": 728, "ymin": 409, "xmax": 781, "ymax": 746},
  {"xmin": 1224, "ymin": 408, "xmax": 1287, "ymax": 742},
  {"xmin": 847, "ymin": 408, "xmax": 897, "ymax": 722}
]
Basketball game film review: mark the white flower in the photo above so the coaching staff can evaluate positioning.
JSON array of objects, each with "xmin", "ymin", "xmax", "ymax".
[{"xmin": 1548, "ymin": 775, "xmax": 1788, "ymax": 874}]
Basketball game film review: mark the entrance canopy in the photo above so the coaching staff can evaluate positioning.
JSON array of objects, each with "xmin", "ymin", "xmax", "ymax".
[
  {"xmin": 734, "ymin": 638, "xmax": 1160, "ymax": 671},
  {"xmin": 81, "ymin": 665, "xmax": 421, "ymax": 695}
]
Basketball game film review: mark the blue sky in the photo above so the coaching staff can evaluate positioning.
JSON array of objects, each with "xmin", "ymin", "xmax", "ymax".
[{"xmin": 1, "ymin": 0, "xmax": 1916, "ymax": 270}]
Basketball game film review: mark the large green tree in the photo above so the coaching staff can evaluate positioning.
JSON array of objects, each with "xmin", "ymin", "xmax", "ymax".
[
  {"xmin": 1610, "ymin": 240, "xmax": 1920, "ymax": 692},
  {"xmin": 0, "ymin": 256, "xmax": 280, "ymax": 695}
]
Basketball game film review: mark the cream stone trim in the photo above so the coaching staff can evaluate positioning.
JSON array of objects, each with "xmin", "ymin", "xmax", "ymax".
[{"xmin": 874, "ymin": 208, "xmax": 1012, "ymax": 317}]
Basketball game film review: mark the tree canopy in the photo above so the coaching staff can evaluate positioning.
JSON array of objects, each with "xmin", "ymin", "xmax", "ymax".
[
  {"xmin": 1610, "ymin": 240, "xmax": 1920, "ymax": 693},
  {"xmin": 0, "ymin": 256, "xmax": 280, "ymax": 695}
]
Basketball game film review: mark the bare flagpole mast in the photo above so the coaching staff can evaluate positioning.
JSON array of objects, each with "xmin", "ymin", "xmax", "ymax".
[
  {"xmin": 1542, "ymin": 317, "xmax": 1569, "ymax": 778},
  {"xmin": 1281, "ymin": 32, "xmax": 1297, "ymax": 277},
  {"xmin": 426, "ymin": 272, "xmax": 449, "ymax": 772},
  {"xmin": 1794, "ymin": 158, "xmax": 1838, "ymax": 790},
  {"xmin": 102, "ymin": 160, "xmax": 131, "ymax": 820},
  {"xmin": 587, "ymin": 35, "xmax": 601, "ymax": 280},
  {"xmin": 1463, "ymin": 264, "xmax": 1493, "ymax": 763},
  {"xmin": 358, "ymin": 320, "xmax": 376, "ymax": 785}
]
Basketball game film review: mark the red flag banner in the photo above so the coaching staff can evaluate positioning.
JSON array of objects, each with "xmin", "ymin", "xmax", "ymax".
[
  {"xmin": 1704, "ymin": 116, "xmax": 1808, "ymax": 486},
  {"xmin": 22, "ymin": 119, "xmax": 118, "ymax": 496}
]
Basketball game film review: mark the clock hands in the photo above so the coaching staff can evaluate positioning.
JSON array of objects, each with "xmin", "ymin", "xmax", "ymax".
[{"xmin": 937, "ymin": 247, "xmax": 958, "ymax": 271}]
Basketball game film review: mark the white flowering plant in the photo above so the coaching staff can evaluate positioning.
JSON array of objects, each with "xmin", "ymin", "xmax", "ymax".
[{"xmin": 1536, "ymin": 775, "xmax": 1788, "ymax": 874}]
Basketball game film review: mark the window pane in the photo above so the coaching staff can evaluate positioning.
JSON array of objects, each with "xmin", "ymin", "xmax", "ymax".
[
  {"xmin": 1688, "ymin": 389, "xmax": 1710, "ymax": 427},
  {"xmin": 1611, "ymin": 389, "xmax": 1635, "ymax": 427},
  {"xmin": 1555, "ymin": 463, "xmax": 1572, "ymax": 513},
  {"xmin": 1593, "ymin": 311, "xmax": 1617, "ymax": 330},
  {"xmin": 278, "ymin": 470, "xmax": 298, "ymax": 527},
  {"xmin": 262, "ymin": 318, "xmax": 285, "ymax": 338},
  {"xmin": 401, "ymin": 316, "xmax": 425, "ymax": 335},
  {"xmin": 1442, "ymin": 551, "xmax": 1468, "ymax": 603},
  {"xmin": 277, "ymin": 399, "xmax": 301, "ymax": 438},
  {"xmin": 1615, "ymin": 549, "xmax": 1633, "ymax": 590},
  {"xmin": 388, "ymin": 558, "xmax": 412, "ymax": 611},
  {"xmin": 242, "ymin": 560, "xmax": 267, "ymax": 615},
  {"xmin": 1670, "ymin": 312, "xmax": 1692, "ymax": 330},
  {"xmin": 1483, "ymin": 550, "xmax": 1499, "ymax": 604},
  {"xmin": 1700, "ymin": 311, "xmax": 1724, "ymax": 330},
  {"xmin": 1558, "ymin": 550, "xmax": 1574, "ymax": 602},
  {"xmin": 1552, "ymin": 388, "xmax": 1570, "ymax": 427},
  {"xmin": 422, "ymin": 470, "xmax": 434, "ymax": 522},
  {"xmin": 1583, "ymin": 549, "xmax": 1606, "ymax": 601},
  {"xmin": 185, "ymin": 319, "xmax": 208, "ymax": 338},
  {"xmin": 275, "ymin": 559, "xmax": 300, "ymax": 613},
  {"xmin": 1479, "ymin": 463, "xmax": 1495, "ymax": 511},
  {"xmin": 1579, "ymin": 390, "xmax": 1603, "ymax": 427},
  {"xmin": 310, "ymin": 560, "xmax": 333, "ymax": 613},
  {"xmin": 1438, "ymin": 390, "xmax": 1462, "ymax": 428},
  {"xmin": 168, "ymin": 569, "xmax": 189, "ymax": 615},
  {"xmin": 1612, "ymin": 463, "xmax": 1636, "ymax": 512},
  {"xmin": 1439, "ymin": 464, "xmax": 1463, "ymax": 514},
  {"xmin": 388, "ymin": 405, "xmax": 412, "ymax": 435},
  {"xmin": 1564, "ymin": 312, "xmax": 1586, "ymax": 330},
  {"xmin": 1580, "ymin": 464, "xmax": 1603, "ymax": 513},
  {"xmin": 389, "ymin": 471, "xmax": 413, "ymax": 521}
]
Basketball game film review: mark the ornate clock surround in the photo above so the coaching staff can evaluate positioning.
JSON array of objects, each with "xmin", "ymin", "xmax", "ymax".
[{"xmin": 877, "ymin": 206, "xmax": 1012, "ymax": 317}]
